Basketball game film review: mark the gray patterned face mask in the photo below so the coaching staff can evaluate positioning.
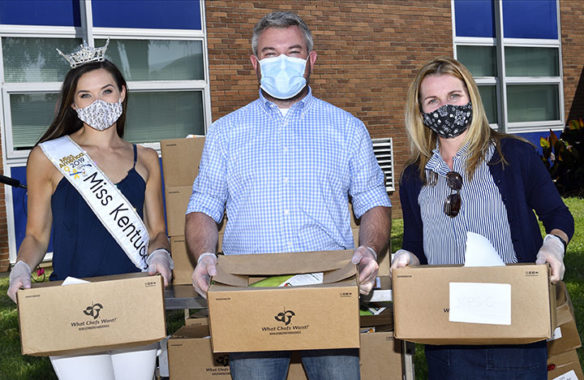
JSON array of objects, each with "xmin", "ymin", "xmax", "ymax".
[
  {"xmin": 75, "ymin": 99, "xmax": 123, "ymax": 131},
  {"xmin": 422, "ymin": 102, "xmax": 473, "ymax": 138}
]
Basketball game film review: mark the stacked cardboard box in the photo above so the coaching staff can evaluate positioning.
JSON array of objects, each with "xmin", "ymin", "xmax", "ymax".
[
  {"xmin": 18, "ymin": 273, "xmax": 166, "ymax": 356},
  {"xmin": 546, "ymin": 281, "xmax": 583, "ymax": 380},
  {"xmin": 161, "ymin": 137, "xmax": 205, "ymax": 237},
  {"xmin": 161, "ymin": 137, "xmax": 226, "ymax": 285}
]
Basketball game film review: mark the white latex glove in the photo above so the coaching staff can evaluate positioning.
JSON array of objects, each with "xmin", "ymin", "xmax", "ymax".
[
  {"xmin": 192, "ymin": 253, "xmax": 217, "ymax": 299},
  {"xmin": 351, "ymin": 246, "xmax": 378, "ymax": 296},
  {"xmin": 390, "ymin": 249, "xmax": 420, "ymax": 277},
  {"xmin": 536, "ymin": 234, "xmax": 565, "ymax": 284},
  {"xmin": 146, "ymin": 249, "xmax": 174, "ymax": 287},
  {"xmin": 7, "ymin": 261, "xmax": 32, "ymax": 303}
]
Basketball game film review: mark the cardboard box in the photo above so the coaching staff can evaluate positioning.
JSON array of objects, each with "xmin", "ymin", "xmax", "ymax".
[
  {"xmin": 17, "ymin": 273, "xmax": 166, "ymax": 356},
  {"xmin": 172, "ymin": 228, "xmax": 370, "ymax": 285},
  {"xmin": 168, "ymin": 323, "xmax": 402, "ymax": 380},
  {"xmin": 393, "ymin": 264, "xmax": 555, "ymax": 345},
  {"xmin": 208, "ymin": 250, "xmax": 360, "ymax": 353},
  {"xmin": 161, "ymin": 137, "xmax": 205, "ymax": 237},
  {"xmin": 168, "ymin": 324, "xmax": 231, "ymax": 379},
  {"xmin": 548, "ymin": 281, "xmax": 582, "ymax": 356},
  {"xmin": 359, "ymin": 331, "xmax": 403, "ymax": 380},
  {"xmin": 161, "ymin": 137, "xmax": 205, "ymax": 188},
  {"xmin": 171, "ymin": 236, "xmax": 194, "ymax": 285},
  {"xmin": 165, "ymin": 186, "xmax": 192, "ymax": 237},
  {"xmin": 547, "ymin": 349, "xmax": 584, "ymax": 380}
]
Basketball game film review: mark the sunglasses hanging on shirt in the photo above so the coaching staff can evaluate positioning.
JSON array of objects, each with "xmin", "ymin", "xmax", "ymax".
[{"xmin": 444, "ymin": 171, "xmax": 463, "ymax": 217}]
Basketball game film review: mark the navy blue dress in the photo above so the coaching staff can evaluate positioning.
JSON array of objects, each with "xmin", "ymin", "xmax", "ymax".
[{"xmin": 49, "ymin": 144, "xmax": 145, "ymax": 281}]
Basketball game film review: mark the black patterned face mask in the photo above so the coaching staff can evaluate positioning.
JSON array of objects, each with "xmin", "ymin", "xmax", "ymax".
[{"xmin": 422, "ymin": 102, "xmax": 473, "ymax": 138}]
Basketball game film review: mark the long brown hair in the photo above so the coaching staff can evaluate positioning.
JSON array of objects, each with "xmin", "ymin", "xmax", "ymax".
[{"xmin": 37, "ymin": 60, "xmax": 128, "ymax": 144}]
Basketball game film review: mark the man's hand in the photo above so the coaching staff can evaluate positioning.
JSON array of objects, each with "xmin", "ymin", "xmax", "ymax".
[
  {"xmin": 7, "ymin": 261, "xmax": 32, "ymax": 303},
  {"xmin": 351, "ymin": 246, "xmax": 378, "ymax": 295},
  {"xmin": 192, "ymin": 253, "xmax": 217, "ymax": 299},
  {"xmin": 147, "ymin": 249, "xmax": 174, "ymax": 287},
  {"xmin": 536, "ymin": 234, "xmax": 566, "ymax": 284},
  {"xmin": 390, "ymin": 249, "xmax": 420, "ymax": 277}
]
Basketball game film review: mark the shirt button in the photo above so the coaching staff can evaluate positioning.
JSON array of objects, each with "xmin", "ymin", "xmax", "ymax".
[
  {"xmin": 283, "ymin": 146, "xmax": 289, "ymax": 153},
  {"xmin": 283, "ymin": 177, "xmax": 289, "ymax": 183},
  {"xmin": 287, "ymin": 242, "xmax": 293, "ymax": 249},
  {"xmin": 284, "ymin": 209, "xmax": 290, "ymax": 216}
]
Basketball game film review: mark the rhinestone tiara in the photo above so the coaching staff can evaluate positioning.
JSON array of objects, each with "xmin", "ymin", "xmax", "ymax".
[{"xmin": 56, "ymin": 39, "xmax": 109, "ymax": 68}]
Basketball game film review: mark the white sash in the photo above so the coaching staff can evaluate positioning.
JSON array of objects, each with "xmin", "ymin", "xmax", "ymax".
[{"xmin": 40, "ymin": 136, "xmax": 149, "ymax": 270}]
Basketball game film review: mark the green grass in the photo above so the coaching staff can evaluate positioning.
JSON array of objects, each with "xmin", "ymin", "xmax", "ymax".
[
  {"xmin": 0, "ymin": 273, "xmax": 56, "ymax": 380},
  {"xmin": 563, "ymin": 197, "xmax": 584, "ymax": 366},
  {"xmin": 0, "ymin": 197, "xmax": 582, "ymax": 379}
]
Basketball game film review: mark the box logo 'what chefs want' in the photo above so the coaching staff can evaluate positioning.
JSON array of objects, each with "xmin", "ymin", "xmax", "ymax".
[
  {"xmin": 275, "ymin": 309, "xmax": 295, "ymax": 325},
  {"xmin": 83, "ymin": 302, "xmax": 103, "ymax": 319},
  {"xmin": 260, "ymin": 308, "xmax": 310, "ymax": 336},
  {"xmin": 69, "ymin": 301, "xmax": 119, "ymax": 331}
]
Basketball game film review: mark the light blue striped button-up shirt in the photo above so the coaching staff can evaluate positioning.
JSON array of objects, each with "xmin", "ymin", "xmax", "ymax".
[
  {"xmin": 419, "ymin": 143, "xmax": 517, "ymax": 265},
  {"xmin": 187, "ymin": 88, "xmax": 391, "ymax": 254}
]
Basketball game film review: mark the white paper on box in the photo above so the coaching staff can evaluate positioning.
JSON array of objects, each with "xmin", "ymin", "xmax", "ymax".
[
  {"xmin": 62, "ymin": 276, "xmax": 90, "ymax": 286},
  {"xmin": 449, "ymin": 282, "xmax": 511, "ymax": 325},
  {"xmin": 553, "ymin": 369, "xmax": 578, "ymax": 380},
  {"xmin": 278, "ymin": 272, "xmax": 323, "ymax": 287},
  {"xmin": 548, "ymin": 327, "xmax": 563, "ymax": 342},
  {"xmin": 464, "ymin": 232, "xmax": 505, "ymax": 267}
]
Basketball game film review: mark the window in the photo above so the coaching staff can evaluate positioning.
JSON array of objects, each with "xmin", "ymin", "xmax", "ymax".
[
  {"xmin": 453, "ymin": 0, "xmax": 563, "ymax": 133},
  {"xmin": 0, "ymin": 0, "xmax": 210, "ymax": 159}
]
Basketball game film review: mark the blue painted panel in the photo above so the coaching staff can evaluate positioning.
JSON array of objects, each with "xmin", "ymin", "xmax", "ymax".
[
  {"xmin": 0, "ymin": 0, "xmax": 80, "ymax": 27},
  {"xmin": 514, "ymin": 130, "xmax": 559, "ymax": 155},
  {"xmin": 9, "ymin": 166, "xmax": 55, "ymax": 253},
  {"xmin": 503, "ymin": 0, "xmax": 558, "ymax": 39},
  {"xmin": 92, "ymin": 0, "xmax": 201, "ymax": 30},
  {"xmin": 454, "ymin": 0, "xmax": 495, "ymax": 38}
]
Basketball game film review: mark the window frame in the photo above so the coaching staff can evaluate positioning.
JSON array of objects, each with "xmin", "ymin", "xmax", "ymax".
[
  {"xmin": 0, "ymin": 0, "xmax": 211, "ymax": 160},
  {"xmin": 451, "ymin": 0, "xmax": 564, "ymax": 134}
]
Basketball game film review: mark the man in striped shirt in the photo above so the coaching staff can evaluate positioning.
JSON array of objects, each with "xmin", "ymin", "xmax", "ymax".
[{"xmin": 185, "ymin": 11, "xmax": 391, "ymax": 380}]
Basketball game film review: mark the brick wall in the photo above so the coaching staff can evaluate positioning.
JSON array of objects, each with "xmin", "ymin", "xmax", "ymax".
[
  {"xmin": 561, "ymin": 0, "xmax": 584, "ymax": 122},
  {"xmin": 205, "ymin": 1, "xmax": 454, "ymax": 218}
]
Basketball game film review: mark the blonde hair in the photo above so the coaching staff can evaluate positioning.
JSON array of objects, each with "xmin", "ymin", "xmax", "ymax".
[{"xmin": 404, "ymin": 56, "xmax": 506, "ymax": 182}]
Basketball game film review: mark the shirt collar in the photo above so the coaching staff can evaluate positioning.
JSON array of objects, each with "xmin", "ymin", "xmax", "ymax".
[
  {"xmin": 258, "ymin": 86, "xmax": 314, "ymax": 114},
  {"xmin": 426, "ymin": 141, "xmax": 471, "ymax": 176},
  {"xmin": 426, "ymin": 141, "xmax": 495, "ymax": 177}
]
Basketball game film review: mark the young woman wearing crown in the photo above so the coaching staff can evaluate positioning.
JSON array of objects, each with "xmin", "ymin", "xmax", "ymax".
[{"xmin": 7, "ymin": 41, "xmax": 173, "ymax": 379}]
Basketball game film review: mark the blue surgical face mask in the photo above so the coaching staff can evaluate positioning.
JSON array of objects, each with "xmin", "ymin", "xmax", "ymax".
[{"xmin": 259, "ymin": 54, "xmax": 307, "ymax": 100}]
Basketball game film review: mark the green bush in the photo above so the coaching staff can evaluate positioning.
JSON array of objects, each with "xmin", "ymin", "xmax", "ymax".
[{"xmin": 540, "ymin": 119, "xmax": 584, "ymax": 197}]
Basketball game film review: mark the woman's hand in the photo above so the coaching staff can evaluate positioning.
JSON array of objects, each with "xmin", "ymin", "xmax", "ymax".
[
  {"xmin": 7, "ymin": 261, "xmax": 32, "ymax": 303},
  {"xmin": 146, "ymin": 249, "xmax": 174, "ymax": 287},
  {"xmin": 390, "ymin": 249, "xmax": 420, "ymax": 277},
  {"xmin": 536, "ymin": 234, "xmax": 566, "ymax": 284}
]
